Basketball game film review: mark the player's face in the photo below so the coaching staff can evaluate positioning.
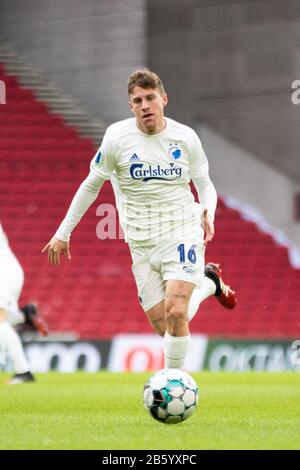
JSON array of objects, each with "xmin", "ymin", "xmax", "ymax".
[{"xmin": 129, "ymin": 86, "xmax": 168, "ymax": 135}]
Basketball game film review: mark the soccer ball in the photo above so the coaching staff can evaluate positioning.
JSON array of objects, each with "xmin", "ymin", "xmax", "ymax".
[{"xmin": 143, "ymin": 368, "xmax": 199, "ymax": 424}]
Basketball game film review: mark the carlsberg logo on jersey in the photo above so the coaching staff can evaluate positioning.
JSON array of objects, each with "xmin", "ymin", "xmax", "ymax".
[{"xmin": 130, "ymin": 163, "xmax": 182, "ymax": 182}]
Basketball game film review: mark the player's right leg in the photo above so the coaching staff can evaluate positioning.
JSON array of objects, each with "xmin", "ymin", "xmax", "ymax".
[{"xmin": 163, "ymin": 279, "xmax": 195, "ymax": 369}]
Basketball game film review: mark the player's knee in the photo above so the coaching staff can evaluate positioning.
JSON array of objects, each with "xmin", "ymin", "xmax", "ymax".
[
  {"xmin": 0, "ymin": 308, "xmax": 8, "ymax": 322},
  {"xmin": 165, "ymin": 304, "xmax": 187, "ymax": 328}
]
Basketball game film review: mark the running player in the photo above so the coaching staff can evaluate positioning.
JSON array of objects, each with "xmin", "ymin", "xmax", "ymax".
[
  {"xmin": 42, "ymin": 69, "xmax": 236, "ymax": 369},
  {"xmin": 0, "ymin": 223, "xmax": 48, "ymax": 383}
]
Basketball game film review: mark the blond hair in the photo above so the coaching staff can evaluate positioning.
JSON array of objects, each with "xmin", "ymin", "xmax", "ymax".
[{"xmin": 127, "ymin": 69, "xmax": 166, "ymax": 96}]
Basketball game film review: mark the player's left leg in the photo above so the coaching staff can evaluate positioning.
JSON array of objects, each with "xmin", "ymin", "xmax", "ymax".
[
  {"xmin": 163, "ymin": 279, "xmax": 195, "ymax": 369},
  {"xmin": 188, "ymin": 262, "xmax": 237, "ymax": 321},
  {"xmin": 188, "ymin": 275, "xmax": 216, "ymax": 321},
  {"xmin": 145, "ymin": 263, "xmax": 236, "ymax": 336}
]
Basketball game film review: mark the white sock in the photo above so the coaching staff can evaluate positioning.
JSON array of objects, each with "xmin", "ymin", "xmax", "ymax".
[
  {"xmin": 164, "ymin": 331, "xmax": 190, "ymax": 369},
  {"xmin": 188, "ymin": 277, "xmax": 216, "ymax": 322},
  {"xmin": 0, "ymin": 322, "xmax": 30, "ymax": 374},
  {"xmin": 7, "ymin": 309, "xmax": 25, "ymax": 327}
]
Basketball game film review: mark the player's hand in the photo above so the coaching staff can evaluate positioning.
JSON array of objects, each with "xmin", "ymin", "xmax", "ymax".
[
  {"xmin": 42, "ymin": 237, "xmax": 71, "ymax": 267},
  {"xmin": 202, "ymin": 209, "xmax": 215, "ymax": 246}
]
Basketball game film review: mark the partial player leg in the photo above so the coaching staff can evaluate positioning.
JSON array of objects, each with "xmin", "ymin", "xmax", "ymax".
[
  {"xmin": 188, "ymin": 276, "xmax": 216, "ymax": 321},
  {"xmin": 20, "ymin": 304, "xmax": 48, "ymax": 336},
  {"xmin": 188, "ymin": 262, "xmax": 237, "ymax": 321},
  {"xmin": 205, "ymin": 263, "xmax": 236, "ymax": 309},
  {"xmin": 163, "ymin": 279, "xmax": 195, "ymax": 369},
  {"xmin": 0, "ymin": 307, "xmax": 33, "ymax": 382}
]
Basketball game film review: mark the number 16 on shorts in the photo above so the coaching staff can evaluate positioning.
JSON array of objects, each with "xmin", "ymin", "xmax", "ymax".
[{"xmin": 177, "ymin": 244, "xmax": 197, "ymax": 264}]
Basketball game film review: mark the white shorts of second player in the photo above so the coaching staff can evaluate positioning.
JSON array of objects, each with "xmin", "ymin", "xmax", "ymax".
[
  {"xmin": 0, "ymin": 249, "xmax": 25, "ymax": 326},
  {"xmin": 130, "ymin": 237, "xmax": 205, "ymax": 312}
]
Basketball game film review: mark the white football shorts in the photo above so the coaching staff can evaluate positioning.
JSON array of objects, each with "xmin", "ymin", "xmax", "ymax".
[{"xmin": 130, "ymin": 236, "xmax": 205, "ymax": 312}]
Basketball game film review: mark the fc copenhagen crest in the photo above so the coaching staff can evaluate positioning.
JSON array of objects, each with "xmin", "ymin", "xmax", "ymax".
[{"xmin": 168, "ymin": 143, "xmax": 182, "ymax": 160}]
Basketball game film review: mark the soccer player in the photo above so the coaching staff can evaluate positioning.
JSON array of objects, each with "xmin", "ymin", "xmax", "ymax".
[
  {"xmin": 0, "ymin": 223, "xmax": 48, "ymax": 384},
  {"xmin": 42, "ymin": 69, "xmax": 236, "ymax": 369}
]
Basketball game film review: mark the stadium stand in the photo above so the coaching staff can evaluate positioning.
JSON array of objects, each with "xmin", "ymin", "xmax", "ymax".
[{"xmin": 1, "ymin": 63, "xmax": 299, "ymax": 339}]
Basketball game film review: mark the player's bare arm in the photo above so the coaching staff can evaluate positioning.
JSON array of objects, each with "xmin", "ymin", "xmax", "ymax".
[
  {"xmin": 202, "ymin": 208, "xmax": 215, "ymax": 246},
  {"xmin": 42, "ymin": 237, "xmax": 71, "ymax": 268}
]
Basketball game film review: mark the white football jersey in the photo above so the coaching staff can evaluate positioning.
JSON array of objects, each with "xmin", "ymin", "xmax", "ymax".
[
  {"xmin": 0, "ymin": 223, "xmax": 9, "ymax": 253},
  {"xmin": 90, "ymin": 117, "xmax": 213, "ymax": 246}
]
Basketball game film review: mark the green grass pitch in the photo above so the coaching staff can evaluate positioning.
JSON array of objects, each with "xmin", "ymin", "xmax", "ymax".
[{"xmin": 0, "ymin": 372, "xmax": 299, "ymax": 450}]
